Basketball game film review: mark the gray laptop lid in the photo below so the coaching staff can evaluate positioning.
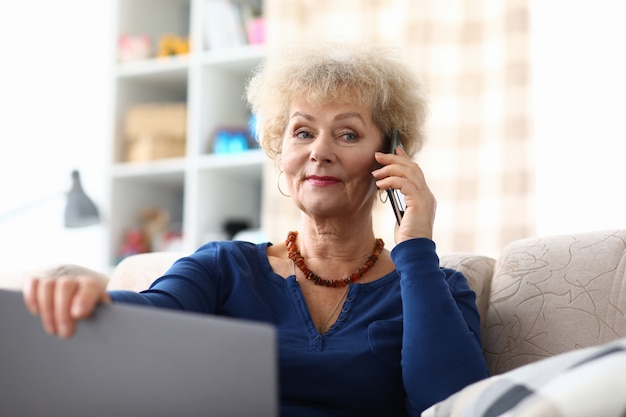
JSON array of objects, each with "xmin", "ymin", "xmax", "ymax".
[{"xmin": 0, "ymin": 288, "xmax": 278, "ymax": 417}]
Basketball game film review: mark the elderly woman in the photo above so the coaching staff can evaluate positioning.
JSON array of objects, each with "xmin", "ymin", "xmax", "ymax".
[{"xmin": 23, "ymin": 42, "xmax": 489, "ymax": 416}]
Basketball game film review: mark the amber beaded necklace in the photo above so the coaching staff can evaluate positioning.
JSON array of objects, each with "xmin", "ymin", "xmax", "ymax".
[{"xmin": 286, "ymin": 231, "xmax": 385, "ymax": 287}]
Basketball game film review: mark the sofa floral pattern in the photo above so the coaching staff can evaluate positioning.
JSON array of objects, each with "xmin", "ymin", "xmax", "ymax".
[{"xmin": 482, "ymin": 230, "xmax": 626, "ymax": 375}]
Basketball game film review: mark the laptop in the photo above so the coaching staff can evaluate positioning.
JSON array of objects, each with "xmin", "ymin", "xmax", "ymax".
[{"xmin": 0, "ymin": 288, "xmax": 278, "ymax": 417}]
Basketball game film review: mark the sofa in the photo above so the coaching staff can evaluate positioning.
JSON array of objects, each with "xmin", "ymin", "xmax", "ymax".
[
  {"xmin": 109, "ymin": 228, "xmax": 626, "ymax": 371},
  {"xmin": 107, "ymin": 228, "xmax": 626, "ymax": 416},
  {"xmin": 440, "ymin": 228, "xmax": 626, "ymax": 376},
  {"xmin": 427, "ymin": 228, "xmax": 626, "ymax": 416},
  {"xmin": 3, "ymin": 228, "xmax": 626, "ymax": 415}
]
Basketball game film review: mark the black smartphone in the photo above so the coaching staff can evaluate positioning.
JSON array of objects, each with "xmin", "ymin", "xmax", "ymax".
[{"xmin": 386, "ymin": 130, "xmax": 406, "ymax": 226}]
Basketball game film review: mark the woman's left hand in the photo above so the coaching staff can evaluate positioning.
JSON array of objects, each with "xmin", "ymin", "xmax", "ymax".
[{"xmin": 372, "ymin": 147, "xmax": 437, "ymax": 244}]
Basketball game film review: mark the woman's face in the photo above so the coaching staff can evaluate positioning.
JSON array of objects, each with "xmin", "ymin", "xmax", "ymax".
[{"xmin": 281, "ymin": 98, "xmax": 385, "ymax": 220}]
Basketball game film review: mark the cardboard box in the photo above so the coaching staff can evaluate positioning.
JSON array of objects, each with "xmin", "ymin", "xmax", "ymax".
[{"xmin": 124, "ymin": 103, "xmax": 187, "ymax": 162}]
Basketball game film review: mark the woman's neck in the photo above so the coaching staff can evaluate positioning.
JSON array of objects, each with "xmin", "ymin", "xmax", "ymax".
[{"xmin": 295, "ymin": 219, "xmax": 378, "ymax": 263}]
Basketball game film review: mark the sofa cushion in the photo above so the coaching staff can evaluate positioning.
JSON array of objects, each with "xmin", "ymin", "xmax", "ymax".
[
  {"xmin": 440, "ymin": 253, "xmax": 495, "ymax": 333},
  {"xmin": 422, "ymin": 336, "xmax": 626, "ymax": 417},
  {"xmin": 482, "ymin": 229, "xmax": 626, "ymax": 375},
  {"xmin": 107, "ymin": 252, "xmax": 185, "ymax": 292},
  {"xmin": 0, "ymin": 264, "xmax": 66, "ymax": 290}
]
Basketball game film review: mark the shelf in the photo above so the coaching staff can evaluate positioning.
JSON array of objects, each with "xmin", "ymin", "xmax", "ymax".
[
  {"xmin": 198, "ymin": 45, "xmax": 265, "ymax": 71},
  {"xmin": 116, "ymin": 56, "xmax": 190, "ymax": 80},
  {"xmin": 197, "ymin": 149, "xmax": 265, "ymax": 174},
  {"xmin": 115, "ymin": 45, "xmax": 265, "ymax": 79},
  {"xmin": 107, "ymin": 0, "xmax": 266, "ymax": 265},
  {"xmin": 110, "ymin": 158, "xmax": 186, "ymax": 185}
]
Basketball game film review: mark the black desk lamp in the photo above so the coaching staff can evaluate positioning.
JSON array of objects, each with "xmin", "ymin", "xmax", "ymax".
[{"xmin": 64, "ymin": 170, "xmax": 100, "ymax": 228}]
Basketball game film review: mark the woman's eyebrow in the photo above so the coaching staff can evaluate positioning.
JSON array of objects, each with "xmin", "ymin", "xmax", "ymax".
[
  {"xmin": 289, "ymin": 111, "xmax": 365, "ymax": 123},
  {"xmin": 334, "ymin": 112, "xmax": 364, "ymax": 123},
  {"xmin": 290, "ymin": 111, "xmax": 314, "ymax": 121}
]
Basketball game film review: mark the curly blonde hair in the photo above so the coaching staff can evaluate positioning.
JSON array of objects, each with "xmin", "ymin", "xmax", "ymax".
[{"xmin": 246, "ymin": 42, "xmax": 428, "ymax": 161}]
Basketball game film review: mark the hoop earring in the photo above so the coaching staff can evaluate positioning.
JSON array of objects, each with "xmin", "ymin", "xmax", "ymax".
[
  {"xmin": 378, "ymin": 189, "xmax": 388, "ymax": 204},
  {"xmin": 277, "ymin": 171, "xmax": 291, "ymax": 197}
]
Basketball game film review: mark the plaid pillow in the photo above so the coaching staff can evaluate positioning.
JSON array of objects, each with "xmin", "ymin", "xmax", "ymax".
[{"xmin": 423, "ymin": 337, "xmax": 626, "ymax": 417}]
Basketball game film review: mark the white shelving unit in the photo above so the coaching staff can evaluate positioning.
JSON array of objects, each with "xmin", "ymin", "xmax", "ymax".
[{"xmin": 107, "ymin": 0, "xmax": 265, "ymax": 265}]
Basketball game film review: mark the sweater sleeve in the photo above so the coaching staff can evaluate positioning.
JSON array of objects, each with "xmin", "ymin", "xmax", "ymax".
[
  {"xmin": 108, "ymin": 244, "xmax": 223, "ymax": 313},
  {"xmin": 391, "ymin": 238, "xmax": 489, "ymax": 415}
]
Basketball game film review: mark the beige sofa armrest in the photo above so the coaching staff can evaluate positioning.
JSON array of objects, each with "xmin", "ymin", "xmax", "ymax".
[
  {"xmin": 0, "ymin": 270, "xmax": 35, "ymax": 290},
  {"xmin": 108, "ymin": 252, "xmax": 186, "ymax": 292},
  {"xmin": 0, "ymin": 264, "xmax": 68, "ymax": 291}
]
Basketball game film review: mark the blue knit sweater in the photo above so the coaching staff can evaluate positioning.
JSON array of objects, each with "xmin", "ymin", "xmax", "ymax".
[{"xmin": 109, "ymin": 238, "xmax": 489, "ymax": 416}]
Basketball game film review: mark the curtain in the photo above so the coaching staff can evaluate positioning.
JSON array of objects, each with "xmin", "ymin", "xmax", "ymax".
[{"xmin": 260, "ymin": 0, "xmax": 533, "ymax": 256}]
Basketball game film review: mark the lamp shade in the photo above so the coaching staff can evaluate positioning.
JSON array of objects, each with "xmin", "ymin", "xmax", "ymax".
[{"xmin": 64, "ymin": 170, "xmax": 100, "ymax": 228}]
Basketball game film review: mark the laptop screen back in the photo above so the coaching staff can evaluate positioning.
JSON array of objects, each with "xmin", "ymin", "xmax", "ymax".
[{"xmin": 0, "ymin": 289, "xmax": 278, "ymax": 417}]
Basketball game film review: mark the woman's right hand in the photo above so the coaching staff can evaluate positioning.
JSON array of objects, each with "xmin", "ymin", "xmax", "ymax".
[{"xmin": 22, "ymin": 265, "xmax": 111, "ymax": 339}]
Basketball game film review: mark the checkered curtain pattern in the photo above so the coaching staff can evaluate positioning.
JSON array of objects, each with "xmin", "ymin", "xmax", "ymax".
[{"xmin": 260, "ymin": 0, "xmax": 533, "ymax": 256}]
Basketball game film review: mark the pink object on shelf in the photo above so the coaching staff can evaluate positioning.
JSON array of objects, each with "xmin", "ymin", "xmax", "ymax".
[
  {"xmin": 247, "ymin": 17, "xmax": 266, "ymax": 45},
  {"xmin": 118, "ymin": 34, "xmax": 151, "ymax": 62}
]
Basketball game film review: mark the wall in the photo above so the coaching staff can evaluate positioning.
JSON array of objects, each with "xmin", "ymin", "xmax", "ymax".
[
  {"xmin": 531, "ymin": 1, "xmax": 626, "ymax": 236},
  {"xmin": 0, "ymin": 0, "xmax": 113, "ymax": 278},
  {"xmin": 0, "ymin": 1, "xmax": 623, "ymax": 284}
]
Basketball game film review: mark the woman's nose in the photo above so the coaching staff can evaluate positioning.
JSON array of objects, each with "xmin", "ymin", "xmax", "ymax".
[{"xmin": 310, "ymin": 134, "xmax": 335, "ymax": 163}]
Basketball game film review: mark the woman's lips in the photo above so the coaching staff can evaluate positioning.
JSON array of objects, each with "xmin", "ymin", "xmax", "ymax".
[{"xmin": 306, "ymin": 175, "xmax": 340, "ymax": 186}]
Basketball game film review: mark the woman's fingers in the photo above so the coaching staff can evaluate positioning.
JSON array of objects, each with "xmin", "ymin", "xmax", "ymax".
[
  {"xmin": 373, "ymin": 151, "xmax": 429, "ymax": 196},
  {"xmin": 21, "ymin": 265, "xmax": 111, "ymax": 339},
  {"xmin": 37, "ymin": 278, "xmax": 58, "ymax": 336},
  {"xmin": 373, "ymin": 150, "xmax": 437, "ymax": 241},
  {"xmin": 71, "ymin": 276, "xmax": 111, "ymax": 319},
  {"xmin": 55, "ymin": 278, "xmax": 79, "ymax": 338},
  {"xmin": 22, "ymin": 277, "xmax": 40, "ymax": 315}
]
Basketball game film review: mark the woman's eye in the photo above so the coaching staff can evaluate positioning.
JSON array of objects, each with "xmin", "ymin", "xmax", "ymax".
[
  {"xmin": 340, "ymin": 132, "xmax": 358, "ymax": 142},
  {"xmin": 295, "ymin": 129, "xmax": 313, "ymax": 139}
]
